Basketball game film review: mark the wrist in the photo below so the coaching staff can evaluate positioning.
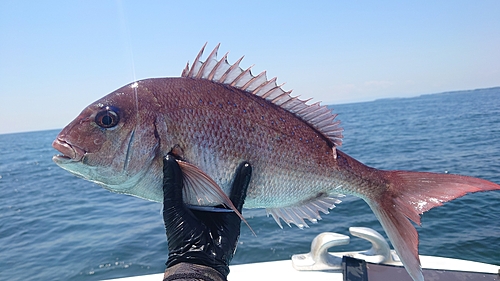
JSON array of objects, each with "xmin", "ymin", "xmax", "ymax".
[{"xmin": 163, "ymin": 263, "xmax": 227, "ymax": 281}]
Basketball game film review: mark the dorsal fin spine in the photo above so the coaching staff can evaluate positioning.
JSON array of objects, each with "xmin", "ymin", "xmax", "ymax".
[
  {"xmin": 279, "ymin": 95, "xmax": 300, "ymax": 108},
  {"xmin": 187, "ymin": 43, "xmax": 207, "ymax": 77},
  {"xmin": 196, "ymin": 43, "xmax": 220, "ymax": 79},
  {"xmin": 241, "ymin": 71, "xmax": 266, "ymax": 91},
  {"xmin": 289, "ymin": 98, "xmax": 313, "ymax": 113},
  {"xmin": 220, "ymin": 56, "xmax": 244, "ymax": 83},
  {"xmin": 281, "ymin": 97, "xmax": 305, "ymax": 113},
  {"xmin": 182, "ymin": 44, "xmax": 343, "ymax": 147},
  {"xmin": 261, "ymin": 86, "xmax": 281, "ymax": 100},
  {"xmin": 182, "ymin": 62, "xmax": 190, "ymax": 77},
  {"xmin": 230, "ymin": 65, "xmax": 254, "ymax": 87},
  {"xmin": 297, "ymin": 102, "xmax": 321, "ymax": 115},
  {"xmin": 270, "ymin": 91, "xmax": 291, "ymax": 104},
  {"xmin": 255, "ymin": 79, "xmax": 280, "ymax": 97},
  {"xmin": 300, "ymin": 104, "xmax": 323, "ymax": 119},
  {"xmin": 246, "ymin": 71, "xmax": 269, "ymax": 92},
  {"xmin": 208, "ymin": 52, "xmax": 229, "ymax": 81},
  {"xmin": 252, "ymin": 78, "xmax": 277, "ymax": 95},
  {"xmin": 315, "ymin": 118, "xmax": 338, "ymax": 129}
]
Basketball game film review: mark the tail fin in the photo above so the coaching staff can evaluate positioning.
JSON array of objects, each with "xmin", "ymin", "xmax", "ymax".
[{"xmin": 367, "ymin": 171, "xmax": 500, "ymax": 281}]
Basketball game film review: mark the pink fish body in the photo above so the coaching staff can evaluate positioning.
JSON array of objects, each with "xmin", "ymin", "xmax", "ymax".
[{"xmin": 52, "ymin": 44, "xmax": 500, "ymax": 281}]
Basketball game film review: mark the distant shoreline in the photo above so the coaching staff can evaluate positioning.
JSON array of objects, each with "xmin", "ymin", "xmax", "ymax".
[{"xmin": 331, "ymin": 86, "xmax": 500, "ymax": 105}]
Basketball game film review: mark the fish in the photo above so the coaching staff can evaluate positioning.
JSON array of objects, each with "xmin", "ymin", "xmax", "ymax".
[{"xmin": 52, "ymin": 43, "xmax": 500, "ymax": 281}]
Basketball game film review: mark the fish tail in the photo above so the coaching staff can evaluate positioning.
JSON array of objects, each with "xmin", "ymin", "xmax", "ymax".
[{"xmin": 366, "ymin": 170, "xmax": 500, "ymax": 281}]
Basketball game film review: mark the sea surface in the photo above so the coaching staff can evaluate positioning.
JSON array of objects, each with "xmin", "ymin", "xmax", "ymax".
[{"xmin": 1, "ymin": 88, "xmax": 499, "ymax": 281}]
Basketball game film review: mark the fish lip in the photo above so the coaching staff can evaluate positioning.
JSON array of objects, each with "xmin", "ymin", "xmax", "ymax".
[{"xmin": 52, "ymin": 138, "xmax": 86, "ymax": 162}]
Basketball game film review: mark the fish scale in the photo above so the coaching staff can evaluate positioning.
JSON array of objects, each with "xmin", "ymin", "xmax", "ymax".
[
  {"xmin": 52, "ymin": 44, "xmax": 500, "ymax": 281},
  {"xmin": 152, "ymin": 78, "xmax": 341, "ymax": 208}
]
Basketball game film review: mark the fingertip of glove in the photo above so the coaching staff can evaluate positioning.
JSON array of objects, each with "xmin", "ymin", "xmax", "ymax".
[
  {"xmin": 239, "ymin": 162, "xmax": 252, "ymax": 178},
  {"xmin": 240, "ymin": 162, "xmax": 252, "ymax": 186},
  {"xmin": 162, "ymin": 154, "xmax": 183, "ymax": 188},
  {"xmin": 230, "ymin": 162, "xmax": 252, "ymax": 210},
  {"xmin": 163, "ymin": 155, "xmax": 179, "ymax": 173},
  {"xmin": 163, "ymin": 154, "xmax": 176, "ymax": 165}
]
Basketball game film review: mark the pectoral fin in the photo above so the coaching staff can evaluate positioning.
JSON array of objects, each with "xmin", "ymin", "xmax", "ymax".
[
  {"xmin": 177, "ymin": 160, "xmax": 254, "ymax": 235},
  {"xmin": 177, "ymin": 160, "xmax": 227, "ymax": 206}
]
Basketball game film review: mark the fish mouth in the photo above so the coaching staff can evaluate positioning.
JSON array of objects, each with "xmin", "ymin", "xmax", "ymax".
[{"xmin": 52, "ymin": 138, "xmax": 86, "ymax": 163}]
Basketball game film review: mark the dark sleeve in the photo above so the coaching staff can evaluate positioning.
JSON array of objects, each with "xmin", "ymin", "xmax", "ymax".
[{"xmin": 163, "ymin": 263, "xmax": 227, "ymax": 281}]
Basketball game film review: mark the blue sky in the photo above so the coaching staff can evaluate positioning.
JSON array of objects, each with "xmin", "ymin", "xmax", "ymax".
[{"xmin": 1, "ymin": 1, "xmax": 499, "ymax": 134}]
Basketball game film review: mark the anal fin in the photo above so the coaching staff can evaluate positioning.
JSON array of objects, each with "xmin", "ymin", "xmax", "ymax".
[{"xmin": 266, "ymin": 194, "xmax": 344, "ymax": 228}]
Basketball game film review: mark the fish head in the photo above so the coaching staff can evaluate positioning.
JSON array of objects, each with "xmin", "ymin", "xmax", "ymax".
[{"xmin": 52, "ymin": 81, "xmax": 166, "ymax": 201}]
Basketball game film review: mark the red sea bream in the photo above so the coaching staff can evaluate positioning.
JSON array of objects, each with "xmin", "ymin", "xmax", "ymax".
[{"xmin": 52, "ymin": 44, "xmax": 500, "ymax": 281}]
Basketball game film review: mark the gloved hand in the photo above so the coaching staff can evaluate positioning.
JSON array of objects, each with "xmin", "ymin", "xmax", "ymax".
[{"xmin": 162, "ymin": 155, "xmax": 252, "ymax": 281}]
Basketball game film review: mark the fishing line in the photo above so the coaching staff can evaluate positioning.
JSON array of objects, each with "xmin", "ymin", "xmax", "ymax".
[{"xmin": 115, "ymin": 0, "xmax": 140, "ymax": 164}]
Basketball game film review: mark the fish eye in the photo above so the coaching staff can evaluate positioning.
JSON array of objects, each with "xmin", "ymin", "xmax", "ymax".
[{"xmin": 95, "ymin": 106, "xmax": 120, "ymax": 129}]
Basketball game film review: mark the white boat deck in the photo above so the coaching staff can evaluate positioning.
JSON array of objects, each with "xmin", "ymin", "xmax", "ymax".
[
  {"xmin": 104, "ymin": 227, "xmax": 500, "ymax": 281},
  {"xmin": 105, "ymin": 256, "xmax": 500, "ymax": 281}
]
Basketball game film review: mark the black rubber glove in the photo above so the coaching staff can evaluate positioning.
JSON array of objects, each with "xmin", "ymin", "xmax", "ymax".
[{"xmin": 162, "ymin": 155, "xmax": 252, "ymax": 279}]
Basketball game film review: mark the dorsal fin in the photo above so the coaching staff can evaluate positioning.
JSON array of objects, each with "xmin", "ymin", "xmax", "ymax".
[{"xmin": 182, "ymin": 43, "xmax": 343, "ymax": 149}]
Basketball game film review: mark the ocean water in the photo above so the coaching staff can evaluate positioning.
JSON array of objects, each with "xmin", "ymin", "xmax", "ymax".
[{"xmin": 1, "ymin": 88, "xmax": 499, "ymax": 281}]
